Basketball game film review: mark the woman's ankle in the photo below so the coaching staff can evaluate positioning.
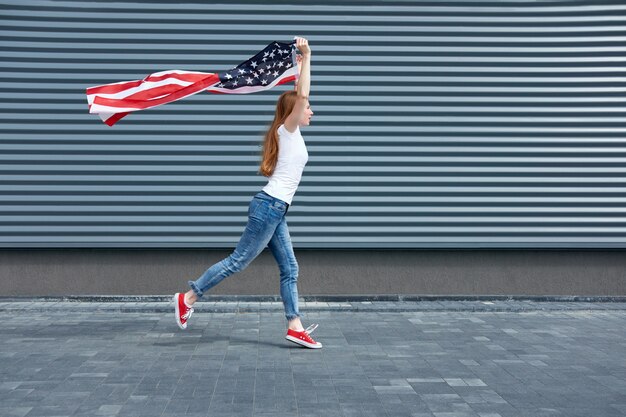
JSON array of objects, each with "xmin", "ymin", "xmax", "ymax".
[
  {"xmin": 184, "ymin": 291, "xmax": 197, "ymax": 306},
  {"xmin": 288, "ymin": 318, "xmax": 304, "ymax": 331}
]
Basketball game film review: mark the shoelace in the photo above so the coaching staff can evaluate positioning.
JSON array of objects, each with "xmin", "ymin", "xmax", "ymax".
[
  {"xmin": 304, "ymin": 323, "xmax": 318, "ymax": 334},
  {"xmin": 181, "ymin": 307, "xmax": 194, "ymax": 321}
]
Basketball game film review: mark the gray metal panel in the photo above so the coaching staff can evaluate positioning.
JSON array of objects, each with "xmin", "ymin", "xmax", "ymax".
[{"xmin": 1, "ymin": 0, "xmax": 626, "ymax": 248}]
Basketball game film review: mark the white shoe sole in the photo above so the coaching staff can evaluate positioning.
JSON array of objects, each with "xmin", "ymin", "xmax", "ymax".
[
  {"xmin": 173, "ymin": 294, "xmax": 187, "ymax": 330},
  {"xmin": 285, "ymin": 335, "xmax": 322, "ymax": 349}
]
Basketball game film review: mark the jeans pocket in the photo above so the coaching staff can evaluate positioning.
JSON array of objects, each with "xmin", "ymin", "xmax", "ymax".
[
  {"xmin": 269, "ymin": 200, "xmax": 287, "ymax": 215},
  {"xmin": 249, "ymin": 198, "xmax": 269, "ymax": 219}
]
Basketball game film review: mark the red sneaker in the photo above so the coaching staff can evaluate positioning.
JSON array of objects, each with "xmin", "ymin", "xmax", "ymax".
[
  {"xmin": 285, "ymin": 324, "xmax": 322, "ymax": 349},
  {"xmin": 173, "ymin": 293, "xmax": 194, "ymax": 329}
]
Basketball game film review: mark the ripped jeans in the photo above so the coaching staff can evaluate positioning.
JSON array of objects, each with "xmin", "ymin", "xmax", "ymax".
[{"xmin": 188, "ymin": 191, "xmax": 301, "ymax": 321}]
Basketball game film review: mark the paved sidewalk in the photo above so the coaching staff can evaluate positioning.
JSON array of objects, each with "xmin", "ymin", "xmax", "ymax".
[{"xmin": 1, "ymin": 303, "xmax": 625, "ymax": 417}]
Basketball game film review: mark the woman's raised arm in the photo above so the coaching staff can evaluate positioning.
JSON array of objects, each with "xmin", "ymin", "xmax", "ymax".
[{"xmin": 285, "ymin": 37, "xmax": 311, "ymax": 133}]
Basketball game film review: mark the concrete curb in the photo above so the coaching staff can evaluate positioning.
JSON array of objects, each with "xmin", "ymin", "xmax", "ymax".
[
  {"xmin": 1, "ymin": 294, "xmax": 625, "ymax": 302},
  {"xmin": 1, "ymin": 298, "xmax": 625, "ymax": 313}
]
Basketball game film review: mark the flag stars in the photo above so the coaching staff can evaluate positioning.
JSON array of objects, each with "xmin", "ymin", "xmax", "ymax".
[{"xmin": 216, "ymin": 42, "xmax": 292, "ymax": 91}]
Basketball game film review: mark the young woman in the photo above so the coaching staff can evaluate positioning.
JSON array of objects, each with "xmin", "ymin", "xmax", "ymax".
[{"xmin": 173, "ymin": 37, "xmax": 321, "ymax": 349}]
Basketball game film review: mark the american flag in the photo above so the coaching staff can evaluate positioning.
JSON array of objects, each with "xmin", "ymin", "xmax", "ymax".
[{"xmin": 86, "ymin": 40, "xmax": 298, "ymax": 126}]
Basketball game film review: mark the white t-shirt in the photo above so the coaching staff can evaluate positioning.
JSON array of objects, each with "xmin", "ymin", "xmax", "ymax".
[{"xmin": 262, "ymin": 124, "xmax": 309, "ymax": 205}]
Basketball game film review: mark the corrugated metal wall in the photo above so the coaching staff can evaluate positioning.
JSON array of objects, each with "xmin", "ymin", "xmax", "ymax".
[{"xmin": 1, "ymin": 0, "xmax": 626, "ymax": 249}]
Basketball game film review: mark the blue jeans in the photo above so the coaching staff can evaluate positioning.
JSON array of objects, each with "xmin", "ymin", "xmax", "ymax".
[{"xmin": 188, "ymin": 191, "xmax": 301, "ymax": 321}]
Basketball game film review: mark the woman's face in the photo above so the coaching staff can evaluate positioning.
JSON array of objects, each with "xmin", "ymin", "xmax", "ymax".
[{"xmin": 298, "ymin": 101, "xmax": 314, "ymax": 127}]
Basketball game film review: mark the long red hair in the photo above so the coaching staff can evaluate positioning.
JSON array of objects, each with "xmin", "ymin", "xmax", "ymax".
[{"xmin": 259, "ymin": 91, "xmax": 298, "ymax": 177}]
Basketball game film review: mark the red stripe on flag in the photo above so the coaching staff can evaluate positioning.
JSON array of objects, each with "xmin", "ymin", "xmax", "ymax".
[
  {"xmin": 276, "ymin": 75, "xmax": 296, "ymax": 86},
  {"xmin": 93, "ymin": 74, "xmax": 220, "ymax": 110},
  {"xmin": 118, "ymin": 83, "xmax": 190, "ymax": 102},
  {"xmin": 105, "ymin": 112, "xmax": 129, "ymax": 127},
  {"xmin": 87, "ymin": 71, "xmax": 214, "ymax": 95}
]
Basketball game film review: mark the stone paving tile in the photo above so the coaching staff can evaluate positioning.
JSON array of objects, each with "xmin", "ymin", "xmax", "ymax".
[{"xmin": 0, "ymin": 308, "xmax": 625, "ymax": 417}]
